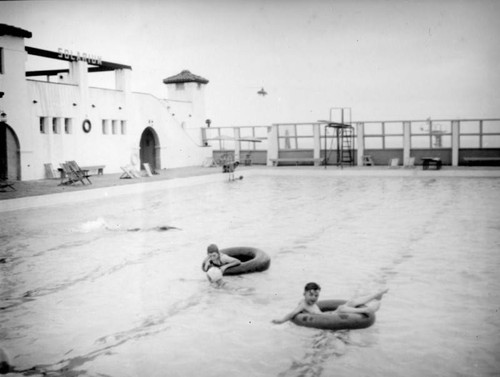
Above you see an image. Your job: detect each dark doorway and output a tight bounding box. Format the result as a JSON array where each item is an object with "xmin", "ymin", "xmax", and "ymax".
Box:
[
  {"xmin": 139, "ymin": 127, "xmax": 159, "ymax": 171},
  {"xmin": 0, "ymin": 122, "xmax": 21, "ymax": 180}
]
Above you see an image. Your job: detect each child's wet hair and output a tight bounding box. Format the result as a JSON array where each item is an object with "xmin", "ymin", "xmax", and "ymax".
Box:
[
  {"xmin": 304, "ymin": 282, "xmax": 321, "ymax": 291},
  {"xmin": 207, "ymin": 244, "xmax": 219, "ymax": 253}
]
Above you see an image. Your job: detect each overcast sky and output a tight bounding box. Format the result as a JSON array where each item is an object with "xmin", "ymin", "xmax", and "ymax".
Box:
[{"xmin": 2, "ymin": 0, "xmax": 500, "ymax": 126}]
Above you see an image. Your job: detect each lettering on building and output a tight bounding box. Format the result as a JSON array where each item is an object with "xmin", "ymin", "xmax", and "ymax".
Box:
[{"xmin": 57, "ymin": 48, "xmax": 102, "ymax": 65}]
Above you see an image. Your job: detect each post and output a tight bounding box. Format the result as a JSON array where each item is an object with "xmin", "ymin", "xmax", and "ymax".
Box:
[
  {"xmin": 451, "ymin": 120, "xmax": 459, "ymax": 166},
  {"xmin": 267, "ymin": 124, "xmax": 278, "ymax": 166},
  {"xmin": 403, "ymin": 121, "xmax": 411, "ymax": 166},
  {"xmin": 313, "ymin": 123, "xmax": 321, "ymax": 166},
  {"xmin": 356, "ymin": 122, "xmax": 364, "ymax": 166},
  {"xmin": 201, "ymin": 128, "xmax": 208, "ymax": 146},
  {"xmin": 234, "ymin": 127, "xmax": 241, "ymax": 162}
]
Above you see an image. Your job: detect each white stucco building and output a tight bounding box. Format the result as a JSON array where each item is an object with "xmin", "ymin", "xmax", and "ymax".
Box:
[{"xmin": 0, "ymin": 23, "xmax": 212, "ymax": 181}]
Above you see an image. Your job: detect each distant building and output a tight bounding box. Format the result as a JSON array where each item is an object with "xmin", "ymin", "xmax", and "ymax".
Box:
[{"xmin": 0, "ymin": 23, "xmax": 211, "ymax": 180}]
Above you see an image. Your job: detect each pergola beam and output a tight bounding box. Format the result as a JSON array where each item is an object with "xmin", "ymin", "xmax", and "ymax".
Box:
[{"xmin": 25, "ymin": 46, "xmax": 132, "ymax": 70}]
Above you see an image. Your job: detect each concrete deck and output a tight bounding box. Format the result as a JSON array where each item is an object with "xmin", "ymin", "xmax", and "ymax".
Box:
[{"xmin": 0, "ymin": 166, "xmax": 221, "ymax": 200}]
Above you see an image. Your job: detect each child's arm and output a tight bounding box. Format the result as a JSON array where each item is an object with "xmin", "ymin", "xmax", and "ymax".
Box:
[
  {"xmin": 220, "ymin": 255, "xmax": 241, "ymax": 273},
  {"xmin": 201, "ymin": 256, "xmax": 210, "ymax": 272},
  {"xmin": 272, "ymin": 302, "xmax": 305, "ymax": 324}
]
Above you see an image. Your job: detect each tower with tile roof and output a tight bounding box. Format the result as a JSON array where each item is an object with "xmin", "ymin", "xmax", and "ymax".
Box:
[{"xmin": 163, "ymin": 70, "xmax": 208, "ymax": 129}]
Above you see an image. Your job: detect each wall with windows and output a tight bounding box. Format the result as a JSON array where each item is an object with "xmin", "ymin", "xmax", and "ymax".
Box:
[
  {"xmin": 202, "ymin": 118, "xmax": 500, "ymax": 167},
  {"xmin": 26, "ymin": 81, "xmax": 211, "ymax": 177},
  {"xmin": 361, "ymin": 119, "xmax": 500, "ymax": 165},
  {"xmin": 28, "ymin": 81, "xmax": 131, "ymax": 177}
]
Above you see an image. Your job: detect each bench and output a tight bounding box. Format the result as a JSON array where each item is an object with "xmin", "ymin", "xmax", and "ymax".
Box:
[
  {"xmin": 463, "ymin": 157, "xmax": 500, "ymax": 166},
  {"xmin": 270, "ymin": 158, "xmax": 323, "ymax": 166},
  {"xmin": 421, "ymin": 157, "xmax": 442, "ymax": 170},
  {"xmin": 80, "ymin": 165, "xmax": 105, "ymax": 175}
]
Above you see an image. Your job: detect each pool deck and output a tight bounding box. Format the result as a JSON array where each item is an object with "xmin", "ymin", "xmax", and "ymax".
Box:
[
  {"xmin": 0, "ymin": 166, "xmax": 222, "ymax": 201},
  {"xmin": 1, "ymin": 165, "xmax": 499, "ymax": 211}
]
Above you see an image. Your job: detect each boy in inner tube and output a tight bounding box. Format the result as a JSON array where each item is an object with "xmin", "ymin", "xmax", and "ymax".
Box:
[{"xmin": 272, "ymin": 282, "xmax": 388, "ymax": 324}]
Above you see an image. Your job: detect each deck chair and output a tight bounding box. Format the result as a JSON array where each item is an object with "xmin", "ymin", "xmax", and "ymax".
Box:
[
  {"xmin": 244, "ymin": 153, "xmax": 252, "ymax": 166},
  {"xmin": 388, "ymin": 158, "xmax": 400, "ymax": 168},
  {"xmin": 404, "ymin": 157, "xmax": 416, "ymax": 168},
  {"xmin": 67, "ymin": 161, "xmax": 92, "ymax": 184},
  {"xmin": 59, "ymin": 162, "xmax": 86, "ymax": 185},
  {"xmin": 120, "ymin": 166, "xmax": 134, "ymax": 179},
  {"xmin": 44, "ymin": 163, "xmax": 59, "ymax": 179},
  {"xmin": 0, "ymin": 179, "xmax": 16, "ymax": 191},
  {"xmin": 143, "ymin": 163, "xmax": 153, "ymax": 177},
  {"xmin": 120, "ymin": 165, "xmax": 141, "ymax": 179},
  {"xmin": 202, "ymin": 157, "xmax": 217, "ymax": 168}
]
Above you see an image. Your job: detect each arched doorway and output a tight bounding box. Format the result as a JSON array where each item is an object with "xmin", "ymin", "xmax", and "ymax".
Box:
[
  {"xmin": 0, "ymin": 122, "xmax": 21, "ymax": 180},
  {"xmin": 139, "ymin": 127, "xmax": 160, "ymax": 172}
]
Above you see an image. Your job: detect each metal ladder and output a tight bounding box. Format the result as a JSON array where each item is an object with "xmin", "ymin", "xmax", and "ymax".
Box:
[{"xmin": 339, "ymin": 126, "xmax": 354, "ymax": 166}]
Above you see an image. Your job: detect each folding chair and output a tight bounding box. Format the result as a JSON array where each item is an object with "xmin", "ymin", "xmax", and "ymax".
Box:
[
  {"xmin": 44, "ymin": 163, "xmax": 59, "ymax": 179},
  {"xmin": 404, "ymin": 157, "xmax": 416, "ymax": 168},
  {"xmin": 120, "ymin": 166, "xmax": 135, "ymax": 179},
  {"xmin": 143, "ymin": 163, "xmax": 153, "ymax": 177},
  {"xmin": 120, "ymin": 165, "xmax": 141, "ymax": 179},
  {"xmin": 66, "ymin": 161, "xmax": 92, "ymax": 184},
  {"xmin": 388, "ymin": 158, "xmax": 400, "ymax": 168},
  {"xmin": 59, "ymin": 162, "xmax": 86, "ymax": 185},
  {"xmin": 0, "ymin": 179, "xmax": 16, "ymax": 191}
]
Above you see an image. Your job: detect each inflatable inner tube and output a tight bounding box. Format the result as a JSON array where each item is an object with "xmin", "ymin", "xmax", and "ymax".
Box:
[
  {"xmin": 291, "ymin": 299, "xmax": 376, "ymax": 331},
  {"xmin": 221, "ymin": 247, "xmax": 271, "ymax": 275}
]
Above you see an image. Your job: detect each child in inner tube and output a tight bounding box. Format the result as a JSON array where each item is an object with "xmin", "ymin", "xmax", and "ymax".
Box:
[
  {"xmin": 202, "ymin": 244, "xmax": 241, "ymax": 284},
  {"xmin": 271, "ymin": 282, "xmax": 388, "ymax": 324}
]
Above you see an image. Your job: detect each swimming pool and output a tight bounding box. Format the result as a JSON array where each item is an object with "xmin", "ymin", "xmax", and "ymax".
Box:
[{"xmin": 1, "ymin": 171, "xmax": 499, "ymax": 377}]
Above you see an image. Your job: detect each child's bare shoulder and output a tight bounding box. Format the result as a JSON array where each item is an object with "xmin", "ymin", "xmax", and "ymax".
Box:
[{"xmin": 296, "ymin": 299, "xmax": 307, "ymax": 307}]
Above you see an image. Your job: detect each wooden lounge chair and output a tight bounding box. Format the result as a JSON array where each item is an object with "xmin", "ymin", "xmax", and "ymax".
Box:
[
  {"xmin": 120, "ymin": 166, "xmax": 134, "ymax": 179},
  {"xmin": 202, "ymin": 157, "xmax": 217, "ymax": 167},
  {"xmin": 59, "ymin": 162, "xmax": 83, "ymax": 185},
  {"xmin": 59, "ymin": 162, "xmax": 90, "ymax": 185},
  {"xmin": 120, "ymin": 165, "xmax": 141, "ymax": 179},
  {"xmin": 404, "ymin": 157, "xmax": 416, "ymax": 168},
  {"xmin": 44, "ymin": 163, "xmax": 59, "ymax": 179},
  {"xmin": 67, "ymin": 161, "xmax": 92, "ymax": 184},
  {"xmin": 143, "ymin": 163, "xmax": 153, "ymax": 177},
  {"xmin": 388, "ymin": 158, "xmax": 400, "ymax": 168},
  {"xmin": 0, "ymin": 179, "xmax": 16, "ymax": 191}
]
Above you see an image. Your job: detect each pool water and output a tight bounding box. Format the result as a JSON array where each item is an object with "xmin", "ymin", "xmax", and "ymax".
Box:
[{"xmin": 1, "ymin": 173, "xmax": 500, "ymax": 377}]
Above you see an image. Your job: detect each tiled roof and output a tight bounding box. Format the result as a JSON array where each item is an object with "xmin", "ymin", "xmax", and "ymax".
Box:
[
  {"xmin": 0, "ymin": 24, "xmax": 32, "ymax": 38},
  {"xmin": 163, "ymin": 70, "xmax": 209, "ymax": 84}
]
